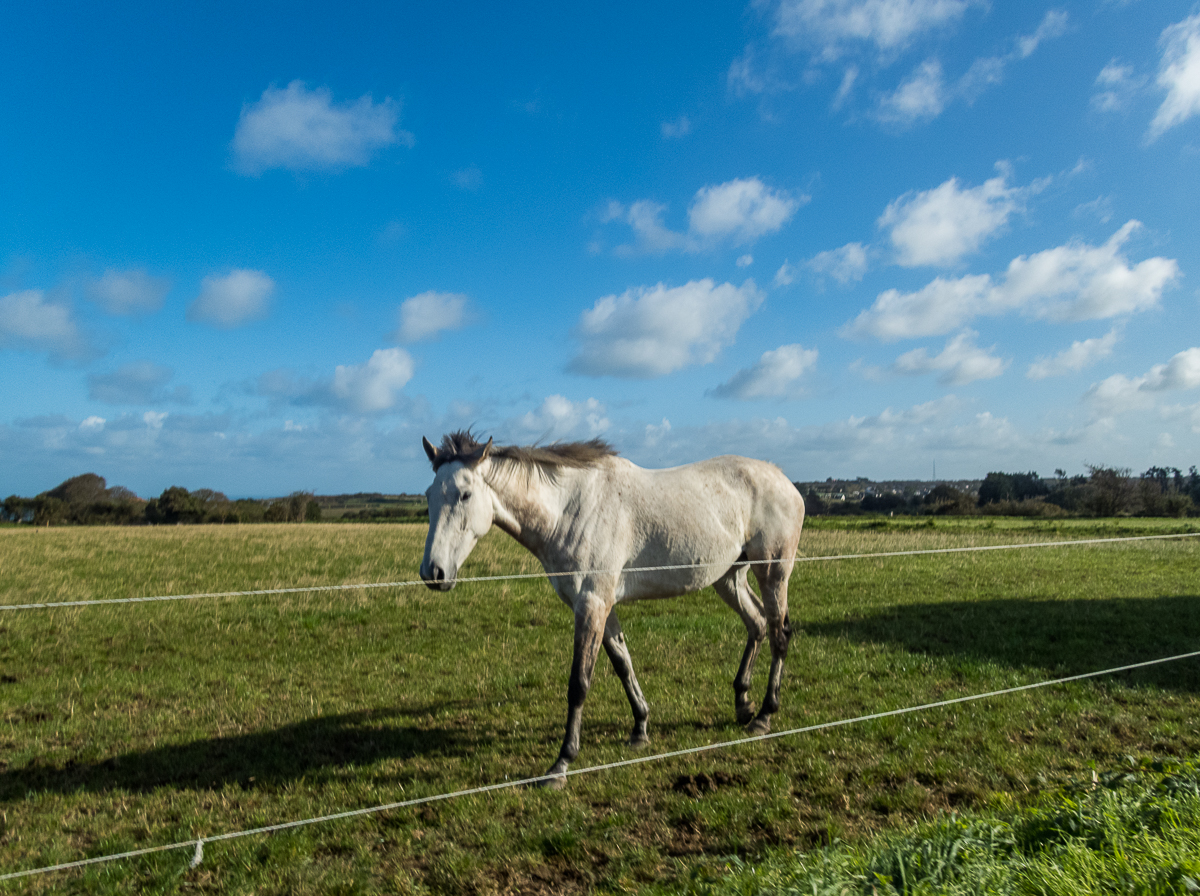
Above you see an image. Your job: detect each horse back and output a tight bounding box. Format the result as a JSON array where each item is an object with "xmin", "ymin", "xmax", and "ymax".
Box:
[{"xmin": 599, "ymin": 454, "xmax": 804, "ymax": 561}]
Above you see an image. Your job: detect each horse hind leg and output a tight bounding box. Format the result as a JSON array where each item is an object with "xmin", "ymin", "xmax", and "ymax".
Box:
[
  {"xmin": 746, "ymin": 561, "xmax": 794, "ymax": 736},
  {"xmin": 602, "ymin": 609, "xmax": 650, "ymax": 749},
  {"xmin": 714, "ymin": 564, "xmax": 768, "ymax": 726}
]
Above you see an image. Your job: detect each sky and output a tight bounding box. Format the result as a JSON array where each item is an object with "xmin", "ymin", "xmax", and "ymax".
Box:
[{"xmin": 3, "ymin": 0, "xmax": 1199, "ymax": 498}]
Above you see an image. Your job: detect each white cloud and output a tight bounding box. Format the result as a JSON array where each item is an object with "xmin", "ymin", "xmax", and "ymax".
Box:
[
  {"xmin": 727, "ymin": 47, "xmax": 771, "ymax": 97},
  {"xmin": 87, "ymin": 269, "xmax": 170, "ymax": 316},
  {"xmin": 1026, "ymin": 328, "xmax": 1120, "ymax": 379},
  {"xmin": 774, "ymin": 0, "xmax": 976, "ymax": 60},
  {"xmin": 893, "ymin": 330, "xmax": 1007, "ymax": 384},
  {"xmin": 1085, "ymin": 347, "xmax": 1200, "ymax": 415},
  {"xmin": 875, "ymin": 12, "xmax": 1067, "ymax": 125},
  {"xmin": 878, "ymin": 169, "xmax": 1024, "ymax": 266},
  {"xmin": 833, "ymin": 66, "xmax": 859, "ymax": 107},
  {"xmin": 0, "ymin": 289, "xmax": 92, "ymax": 360},
  {"xmin": 847, "ymin": 221, "xmax": 1179, "ymax": 340},
  {"xmin": 774, "ymin": 260, "xmax": 798, "ymax": 286},
  {"xmin": 1148, "ymin": 13, "xmax": 1200, "ymax": 141},
  {"xmin": 231, "ymin": 81, "xmax": 410, "ymax": 175},
  {"xmin": 661, "ymin": 116, "xmax": 692, "ymax": 138},
  {"xmin": 736, "ymin": 254, "xmax": 754, "ymax": 267},
  {"xmin": 607, "ymin": 177, "xmax": 804, "ymax": 255},
  {"xmin": 709, "ymin": 344, "xmax": 819, "ymax": 399},
  {"xmin": 1073, "ymin": 196, "xmax": 1114, "ymax": 224},
  {"xmin": 848, "ymin": 273, "xmax": 992, "ymax": 340},
  {"xmin": 608, "ymin": 200, "xmax": 687, "ymax": 255},
  {"xmin": 643, "ymin": 417, "xmax": 672, "ymax": 448},
  {"xmin": 79, "ymin": 416, "xmax": 106, "ymax": 432},
  {"xmin": 688, "ymin": 178, "xmax": 804, "ymax": 244},
  {"xmin": 451, "ymin": 166, "xmax": 483, "ymax": 190},
  {"xmin": 258, "ymin": 348, "xmax": 415, "ymax": 415},
  {"xmin": 877, "ymin": 58, "xmax": 946, "ymax": 123},
  {"xmin": 517, "ymin": 395, "xmax": 610, "ymax": 440},
  {"xmin": 1142, "ymin": 348, "xmax": 1200, "ymax": 391},
  {"xmin": 88, "ymin": 362, "xmax": 192, "ymax": 405},
  {"xmin": 331, "ymin": 348, "xmax": 415, "ymax": 413},
  {"xmin": 1016, "ymin": 9, "xmax": 1068, "ymax": 59},
  {"xmin": 187, "ymin": 269, "xmax": 274, "ymax": 329},
  {"xmin": 393, "ymin": 291, "xmax": 471, "ymax": 343},
  {"xmin": 998, "ymin": 221, "xmax": 1178, "ymax": 321},
  {"xmin": 143, "ymin": 411, "xmax": 167, "ymax": 430},
  {"xmin": 569, "ymin": 279, "xmax": 764, "ymax": 378},
  {"xmin": 808, "ymin": 242, "xmax": 869, "ymax": 283},
  {"xmin": 1091, "ymin": 60, "xmax": 1144, "ymax": 113}
]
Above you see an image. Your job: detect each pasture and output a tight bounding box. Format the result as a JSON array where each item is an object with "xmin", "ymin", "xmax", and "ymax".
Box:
[{"xmin": 1, "ymin": 518, "xmax": 1198, "ymax": 893}]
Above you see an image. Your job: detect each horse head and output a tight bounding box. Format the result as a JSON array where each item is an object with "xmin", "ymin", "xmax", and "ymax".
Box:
[{"xmin": 420, "ymin": 434, "xmax": 494, "ymax": 591}]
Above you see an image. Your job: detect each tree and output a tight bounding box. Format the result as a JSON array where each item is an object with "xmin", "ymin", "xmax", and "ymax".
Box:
[
  {"xmin": 978, "ymin": 471, "xmax": 1048, "ymax": 506},
  {"xmin": 862, "ymin": 492, "xmax": 907, "ymax": 512},
  {"xmin": 3, "ymin": 495, "xmax": 31, "ymax": 523},
  {"xmin": 802, "ymin": 490, "xmax": 828, "ymax": 515},
  {"xmin": 1085, "ymin": 466, "xmax": 1135, "ymax": 517},
  {"xmin": 191, "ymin": 488, "xmax": 233, "ymax": 523},
  {"xmin": 32, "ymin": 496, "xmax": 68, "ymax": 526},
  {"xmin": 305, "ymin": 498, "xmax": 322, "ymax": 522},
  {"xmin": 264, "ymin": 498, "xmax": 291, "ymax": 522},
  {"xmin": 231, "ymin": 499, "xmax": 266, "ymax": 523},
  {"xmin": 152, "ymin": 486, "xmax": 204, "ymax": 524},
  {"xmin": 43, "ymin": 473, "xmax": 107, "ymax": 506},
  {"xmin": 925, "ymin": 484, "xmax": 974, "ymax": 515}
]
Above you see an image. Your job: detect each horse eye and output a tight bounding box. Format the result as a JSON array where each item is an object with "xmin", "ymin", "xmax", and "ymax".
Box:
[{"xmin": 461, "ymin": 491, "xmax": 472, "ymax": 501}]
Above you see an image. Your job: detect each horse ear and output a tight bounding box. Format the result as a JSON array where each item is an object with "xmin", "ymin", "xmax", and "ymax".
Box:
[
  {"xmin": 422, "ymin": 436, "xmax": 439, "ymax": 466},
  {"xmin": 463, "ymin": 436, "xmax": 493, "ymax": 468}
]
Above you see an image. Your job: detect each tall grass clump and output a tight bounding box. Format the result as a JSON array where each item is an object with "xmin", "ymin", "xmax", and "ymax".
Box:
[{"xmin": 679, "ymin": 756, "xmax": 1200, "ymax": 895}]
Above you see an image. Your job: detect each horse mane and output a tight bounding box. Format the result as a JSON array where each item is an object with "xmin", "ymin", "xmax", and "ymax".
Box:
[{"xmin": 432, "ymin": 430, "xmax": 618, "ymax": 472}]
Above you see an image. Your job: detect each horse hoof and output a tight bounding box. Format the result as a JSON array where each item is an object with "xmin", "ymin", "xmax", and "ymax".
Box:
[
  {"xmin": 533, "ymin": 773, "xmax": 567, "ymax": 790},
  {"xmin": 628, "ymin": 735, "xmax": 651, "ymax": 751},
  {"xmin": 745, "ymin": 717, "xmax": 771, "ymax": 736},
  {"xmin": 735, "ymin": 707, "xmax": 756, "ymax": 726}
]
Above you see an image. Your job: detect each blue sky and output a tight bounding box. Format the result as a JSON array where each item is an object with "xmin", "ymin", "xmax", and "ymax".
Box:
[{"xmin": 3, "ymin": 0, "xmax": 1199, "ymax": 497}]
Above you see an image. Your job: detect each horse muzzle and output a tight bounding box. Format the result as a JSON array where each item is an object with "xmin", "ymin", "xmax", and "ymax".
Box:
[{"xmin": 420, "ymin": 560, "xmax": 456, "ymax": 592}]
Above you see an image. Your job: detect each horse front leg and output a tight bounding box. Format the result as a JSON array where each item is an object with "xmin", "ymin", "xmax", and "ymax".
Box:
[
  {"xmin": 602, "ymin": 609, "xmax": 650, "ymax": 749},
  {"xmin": 541, "ymin": 596, "xmax": 608, "ymax": 788}
]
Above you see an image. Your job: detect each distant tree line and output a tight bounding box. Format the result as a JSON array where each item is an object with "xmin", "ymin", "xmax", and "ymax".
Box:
[
  {"xmin": 800, "ymin": 465, "xmax": 1200, "ymax": 518},
  {"xmin": 2, "ymin": 474, "xmax": 321, "ymax": 526},
  {"xmin": 339, "ymin": 506, "xmax": 429, "ymax": 521}
]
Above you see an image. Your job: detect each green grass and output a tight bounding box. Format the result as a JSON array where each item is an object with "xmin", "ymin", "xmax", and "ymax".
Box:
[
  {"xmin": 674, "ymin": 756, "xmax": 1200, "ymax": 895},
  {"xmin": 0, "ymin": 520, "xmax": 1198, "ymax": 893}
]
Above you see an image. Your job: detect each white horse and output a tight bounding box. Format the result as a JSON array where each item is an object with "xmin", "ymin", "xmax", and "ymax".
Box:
[{"xmin": 419, "ymin": 431, "xmax": 804, "ymax": 786}]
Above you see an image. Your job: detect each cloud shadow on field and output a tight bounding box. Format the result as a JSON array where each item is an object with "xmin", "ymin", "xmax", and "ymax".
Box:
[
  {"xmin": 0, "ymin": 705, "xmax": 481, "ymax": 802},
  {"xmin": 804, "ymin": 595, "xmax": 1200, "ymax": 694}
]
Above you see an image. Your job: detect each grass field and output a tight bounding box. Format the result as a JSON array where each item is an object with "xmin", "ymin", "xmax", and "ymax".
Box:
[{"xmin": 1, "ymin": 518, "xmax": 1198, "ymax": 893}]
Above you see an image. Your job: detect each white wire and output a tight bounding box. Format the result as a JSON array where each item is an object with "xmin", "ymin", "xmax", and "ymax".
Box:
[
  {"xmin": 2, "ymin": 531, "xmax": 1197, "ymax": 612},
  {"xmin": 3, "ymin": 647, "xmax": 1197, "ymax": 882}
]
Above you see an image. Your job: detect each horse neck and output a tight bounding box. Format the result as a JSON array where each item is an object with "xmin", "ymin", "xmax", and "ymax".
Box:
[{"xmin": 481, "ymin": 458, "xmax": 571, "ymax": 557}]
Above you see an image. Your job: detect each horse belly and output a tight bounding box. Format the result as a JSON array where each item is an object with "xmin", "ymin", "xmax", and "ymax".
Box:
[{"xmin": 615, "ymin": 548, "xmax": 739, "ymax": 602}]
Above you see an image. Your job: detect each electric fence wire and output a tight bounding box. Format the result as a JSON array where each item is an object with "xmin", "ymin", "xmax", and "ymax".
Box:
[
  {"xmin": 2, "ymin": 530, "xmax": 1198, "ymax": 612},
  {"xmin": 3, "ymin": 648, "xmax": 1198, "ymax": 882}
]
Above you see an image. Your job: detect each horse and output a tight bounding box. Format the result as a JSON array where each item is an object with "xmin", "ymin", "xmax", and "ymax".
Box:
[{"xmin": 419, "ymin": 431, "xmax": 805, "ymax": 787}]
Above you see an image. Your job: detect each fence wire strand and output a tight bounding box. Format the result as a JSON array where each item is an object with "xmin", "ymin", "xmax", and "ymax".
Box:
[
  {"xmin": 3, "ymin": 647, "xmax": 1198, "ymax": 882},
  {"xmin": 2, "ymin": 530, "xmax": 1197, "ymax": 612}
]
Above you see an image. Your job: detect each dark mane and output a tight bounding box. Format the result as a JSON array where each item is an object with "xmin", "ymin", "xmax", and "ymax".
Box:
[{"xmin": 431, "ymin": 430, "xmax": 618, "ymax": 472}]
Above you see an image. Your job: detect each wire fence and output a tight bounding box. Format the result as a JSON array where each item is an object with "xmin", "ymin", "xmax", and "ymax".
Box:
[
  {"xmin": 2, "ymin": 530, "xmax": 1198, "ymax": 612},
  {"xmin": 3, "ymin": 647, "xmax": 1198, "ymax": 882},
  {"xmin": 1, "ymin": 530, "xmax": 1197, "ymax": 881}
]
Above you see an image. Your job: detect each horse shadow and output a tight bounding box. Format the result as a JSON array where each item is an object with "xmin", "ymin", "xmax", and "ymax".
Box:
[
  {"xmin": 0, "ymin": 705, "xmax": 479, "ymax": 802},
  {"xmin": 803, "ymin": 594, "xmax": 1200, "ymax": 694}
]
